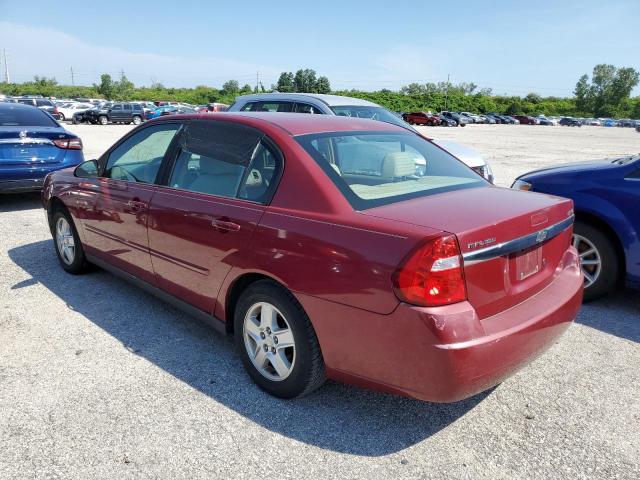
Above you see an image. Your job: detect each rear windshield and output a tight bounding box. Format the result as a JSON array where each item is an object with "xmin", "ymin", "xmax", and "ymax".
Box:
[
  {"xmin": 329, "ymin": 106, "xmax": 407, "ymax": 129},
  {"xmin": 297, "ymin": 131, "xmax": 486, "ymax": 209},
  {"xmin": 0, "ymin": 105, "xmax": 58, "ymax": 127}
]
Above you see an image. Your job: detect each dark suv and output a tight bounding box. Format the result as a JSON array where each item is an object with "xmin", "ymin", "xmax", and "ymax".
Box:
[{"xmin": 83, "ymin": 102, "xmax": 145, "ymax": 125}]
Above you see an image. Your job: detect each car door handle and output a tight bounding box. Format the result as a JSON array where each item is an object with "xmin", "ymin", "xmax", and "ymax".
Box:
[
  {"xmin": 126, "ymin": 200, "xmax": 147, "ymax": 212},
  {"xmin": 212, "ymin": 219, "xmax": 241, "ymax": 232}
]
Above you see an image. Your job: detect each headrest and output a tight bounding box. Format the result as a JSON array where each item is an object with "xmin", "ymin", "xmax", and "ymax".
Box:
[{"xmin": 380, "ymin": 152, "xmax": 417, "ymax": 179}]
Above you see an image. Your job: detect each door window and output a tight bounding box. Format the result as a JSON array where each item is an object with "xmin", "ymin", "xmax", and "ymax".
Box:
[
  {"xmin": 112, "ymin": 104, "xmax": 123, "ymax": 111},
  {"xmin": 124, "ymin": 104, "xmax": 132, "ymax": 111},
  {"xmin": 168, "ymin": 121, "xmax": 281, "ymax": 203},
  {"xmin": 295, "ymin": 103, "xmax": 321, "ymax": 114},
  {"xmin": 255, "ymin": 102, "xmax": 293, "ymax": 112},
  {"xmin": 104, "ymin": 123, "xmax": 180, "ymax": 183}
]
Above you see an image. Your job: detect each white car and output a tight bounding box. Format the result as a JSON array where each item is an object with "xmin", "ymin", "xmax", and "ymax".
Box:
[
  {"xmin": 414, "ymin": 139, "xmax": 494, "ymax": 183},
  {"xmin": 57, "ymin": 103, "xmax": 93, "ymax": 121}
]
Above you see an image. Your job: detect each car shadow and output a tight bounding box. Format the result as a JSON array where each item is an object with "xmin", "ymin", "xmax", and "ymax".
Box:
[
  {"xmin": 0, "ymin": 192, "xmax": 42, "ymax": 212},
  {"xmin": 577, "ymin": 288, "xmax": 640, "ymax": 343},
  {"xmin": 8, "ymin": 239, "xmax": 489, "ymax": 456}
]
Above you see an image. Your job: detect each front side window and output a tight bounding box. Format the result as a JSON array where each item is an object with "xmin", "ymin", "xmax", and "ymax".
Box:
[
  {"xmin": 297, "ymin": 131, "xmax": 486, "ymax": 209},
  {"xmin": 168, "ymin": 121, "xmax": 281, "ymax": 203},
  {"xmin": 104, "ymin": 123, "xmax": 180, "ymax": 183},
  {"xmin": 112, "ymin": 104, "xmax": 123, "ymax": 111}
]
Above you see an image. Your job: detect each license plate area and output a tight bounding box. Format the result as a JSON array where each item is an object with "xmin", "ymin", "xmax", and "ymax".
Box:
[{"xmin": 514, "ymin": 246, "xmax": 543, "ymax": 281}]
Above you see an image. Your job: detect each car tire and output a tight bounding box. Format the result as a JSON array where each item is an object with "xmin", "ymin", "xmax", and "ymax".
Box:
[
  {"xmin": 573, "ymin": 220, "xmax": 620, "ymax": 301},
  {"xmin": 59, "ymin": 113, "xmax": 65, "ymax": 121},
  {"xmin": 52, "ymin": 209, "xmax": 89, "ymax": 275},
  {"xmin": 132, "ymin": 116, "xmax": 142, "ymax": 125},
  {"xmin": 72, "ymin": 117, "xmax": 79, "ymax": 124},
  {"xmin": 99, "ymin": 116, "xmax": 108, "ymax": 125},
  {"xmin": 234, "ymin": 280, "xmax": 325, "ymax": 398}
]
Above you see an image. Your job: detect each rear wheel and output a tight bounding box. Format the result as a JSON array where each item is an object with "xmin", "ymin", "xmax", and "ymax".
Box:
[
  {"xmin": 234, "ymin": 280, "xmax": 325, "ymax": 398},
  {"xmin": 59, "ymin": 113, "xmax": 65, "ymax": 121},
  {"xmin": 573, "ymin": 220, "xmax": 620, "ymax": 301},
  {"xmin": 98, "ymin": 116, "xmax": 108, "ymax": 125},
  {"xmin": 132, "ymin": 115, "xmax": 142, "ymax": 125},
  {"xmin": 53, "ymin": 209, "xmax": 89, "ymax": 274}
]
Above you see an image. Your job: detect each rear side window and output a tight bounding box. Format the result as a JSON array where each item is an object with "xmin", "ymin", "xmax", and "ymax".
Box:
[
  {"xmin": 35, "ymin": 99, "xmax": 53, "ymax": 107},
  {"xmin": 112, "ymin": 104, "xmax": 123, "ymax": 111},
  {"xmin": 124, "ymin": 104, "xmax": 132, "ymax": 111},
  {"xmin": 0, "ymin": 105, "xmax": 58, "ymax": 126},
  {"xmin": 168, "ymin": 121, "xmax": 281, "ymax": 203},
  {"xmin": 297, "ymin": 131, "xmax": 486, "ymax": 209},
  {"xmin": 17, "ymin": 99, "xmax": 35, "ymax": 106},
  {"xmin": 295, "ymin": 103, "xmax": 321, "ymax": 114}
]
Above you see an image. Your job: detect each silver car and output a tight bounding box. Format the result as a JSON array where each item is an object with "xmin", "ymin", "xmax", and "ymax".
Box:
[{"xmin": 228, "ymin": 93, "xmax": 493, "ymax": 182}]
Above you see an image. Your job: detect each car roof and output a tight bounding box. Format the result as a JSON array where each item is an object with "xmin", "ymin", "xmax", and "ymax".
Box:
[
  {"xmin": 155, "ymin": 112, "xmax": 409, "ymax": 136},
  {"xmin": 0, "ymin": 101, "xmax": 41, "ymax": 111},
  {"xmin": 232, "ymin": 93, "xmax": 381, "ymax": 108}
]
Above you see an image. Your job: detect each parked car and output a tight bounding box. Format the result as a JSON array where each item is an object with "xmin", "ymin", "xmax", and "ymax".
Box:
[
  {"xmin": 486, "ymin": 113, "xmax": 509, "ymax": 124},
  {"xmin": 602, "ymin": 119, "xmax": 618, "ymax": 127},
  {"xmin": 0, "ymin": 102, "xmax": 84, "ymax": 193},
  {"xmin": 402, "ymin": 111, "xmax": 441, "ymax": 126},
  {"xmin": 57, "ymin": 103, "xmax": 93, "ymax": 122},
  {"xmin": 512, "ymin": 155, "xmax": 639, "ymax": 300},
  {"xmin": 439, "ymin": 111, "xmax": 468, "ymax": 126},
  {"xmin": 81, "ymin": 102, "xmax": 145, "ymax": 125},
  {"xmin": 228, "ymin": 94, "xmax": 492, "ymax": 180},
  {"xmin": 10, "ymin": 97, "xmax": 61, "ymax": 120},
  {"xmin": 501, "ymin": 115, "xmax": 520, "ymax": 125},
  {"xmin": 460, "ymin": 112, "xmax": 483, "ymax": 123},
  {"xmin": 42, "ymin": 113, "xmax": 582, "ymax": 402},
  {"xmin": 430, "ymin": 139, "xmax": 494, "ymax": 183},
  {"xmin": 513, "ymin": 115, "xmax": 538, "ymax": 125},
  {"xmin": 537, "ymin": 117, "xmax": 555, "ymax": 126},
  {"xmin": 478, "ymin": 114, "xmax": 496, "ymax": 124},
  {"xmin": 559, "ymin": 117, "xmax": 582, "ymax": 127},
  {"xmin": 618, "ymin": 119, "xmax": 637, "ymax": 128},
  {"xmin": 73, "ymin": 102, "xmax": 111, "ymax": 124}
]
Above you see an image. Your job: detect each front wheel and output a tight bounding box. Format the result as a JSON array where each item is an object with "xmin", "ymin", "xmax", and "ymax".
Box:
[
  {"xmin": 52, "ymin": 209, "xmax": 89, "ymax": 274},
  {"xmin": 573, "ymin": 220, "xmax": 620, "ymax": 301},
  {"xmin": 234, "ymin": 280, "xmax": 325, "ymax": 398}
]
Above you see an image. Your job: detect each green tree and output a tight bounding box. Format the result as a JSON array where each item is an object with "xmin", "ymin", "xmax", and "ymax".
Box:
[
  {"xmin": 240, "ymin": 83, "xmax": 253, "ymax": 94},
  {"xmin": 112, "ymin": 74, "xmax": 135, "ymax": 101},
  {"xmin": 94, "ymin": 74, "xmax": 115, "ymax": 99},
  {"xmin": 574, "ymin": 74, "xmax": 591, "ymax": 113},
  {"xmin": 293, "ymin": 69, "xmax": 318, "ymax": 93},
  {"xmin": 315, "ymin": 76, "xmax": 331, "ymax": 94},
  {"xmin": 275, "ymin": 72, "xmax": 295, "ymax": 92},
  {"xmin": 222, "ymin": 80, "xmax": 239, "ymax": 94}
]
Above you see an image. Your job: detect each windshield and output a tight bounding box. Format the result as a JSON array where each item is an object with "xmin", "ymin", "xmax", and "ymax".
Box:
[
  {"xmin": 297, "ymin": 131, "xmax": 486, "ymax": 209},
  {"xmin": 329, "ymin": 105, "xmax": 409, "ymax": 129}
]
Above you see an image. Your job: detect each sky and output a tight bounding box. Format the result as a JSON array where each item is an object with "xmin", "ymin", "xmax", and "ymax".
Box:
[{"xmin": 1, "ymin": 0, "xmax": 639, "ymax": 96}]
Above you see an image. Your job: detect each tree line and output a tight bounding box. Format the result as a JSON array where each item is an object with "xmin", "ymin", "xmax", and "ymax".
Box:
[{"xmin": 2, "ymin": 65, "xmax": 638, "ymax": 118}]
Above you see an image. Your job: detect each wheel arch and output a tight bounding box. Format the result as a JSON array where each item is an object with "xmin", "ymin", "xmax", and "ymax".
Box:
[{"xmin": 223, "ymin": 272, "xmax": 293, "ymax": 334}]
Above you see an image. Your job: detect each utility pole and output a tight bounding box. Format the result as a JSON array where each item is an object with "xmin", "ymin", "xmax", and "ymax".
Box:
[
  {"xmin": 444, "ymin": 73, "xmax": 450, "ymax": 110},
  {"xmin": 70, "ymin": 66, "xmax": 75, "ymax": 86},
  {"xmin": 3, "ymin": 49, "xmax": 9, "ymax": 84},
  {"xmin": 120, "ymin": 69, "xmax": 125, "ymax": 81},
  {"xmin": 256, "ymin": 71, "xmax": 259, "ymax": 92}
]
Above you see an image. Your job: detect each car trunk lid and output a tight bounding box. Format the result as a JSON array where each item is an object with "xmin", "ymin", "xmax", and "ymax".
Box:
[
  {"xmin": 360, "ymin": 186, "xmax": 575, "ymax": 318},
  {"xmin": 0, "ymin": 127, "xmax": 68, "ymax": 166}
]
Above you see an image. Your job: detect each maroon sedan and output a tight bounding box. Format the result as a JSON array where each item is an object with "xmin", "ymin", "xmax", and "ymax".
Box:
[
  {"xmin": 42, "ymin": 113, "xmax": 583, "ymax": 402},
  {"xmin": 402, "ymin": 111, "xmax": 442, "ymax": 126}
]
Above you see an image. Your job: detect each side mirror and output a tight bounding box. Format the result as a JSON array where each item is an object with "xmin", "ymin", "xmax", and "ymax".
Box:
[{"xmin": 74, "ymin": 159, "xmax": 99, "ymax": 178}]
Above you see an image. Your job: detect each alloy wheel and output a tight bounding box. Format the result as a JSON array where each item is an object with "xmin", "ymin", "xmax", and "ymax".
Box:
[
  {"xmin": 56, "ymin": 217, "xmax": 75, "ymax": 265},
  {"xmin": 243, "ymin": 302, "xmax": 296, "ymax": 381},
  {"xmin": 573, "ymin": 233, "xmax": 602, "ymax": 288}
]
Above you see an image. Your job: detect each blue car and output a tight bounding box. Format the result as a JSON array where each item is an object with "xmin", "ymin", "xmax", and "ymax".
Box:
[
  {"xmin": 0, "ymin": 102, "xmax": 84, "ymax": 193},
  {"xmin": 512, "ymin": 156, "xmax": 640, "ymax": 300}
]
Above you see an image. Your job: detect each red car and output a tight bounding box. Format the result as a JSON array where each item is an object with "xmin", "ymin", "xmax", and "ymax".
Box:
[
  {"xmin": 513, "ymin": 115, "xmax": 539, "ymax": 125},
  {"xmin": 42, "ymin": 113, "xmax": 583, "ymax": 402},
  {"xmin": 402, "ymin": 111, "xmax": 442, "ymax": 126}
]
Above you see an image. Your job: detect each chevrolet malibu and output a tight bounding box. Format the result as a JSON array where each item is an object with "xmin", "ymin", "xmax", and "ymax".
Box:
[{"xmin": 42, "ymin": 113, "xmax": 583, "ymax": 402}]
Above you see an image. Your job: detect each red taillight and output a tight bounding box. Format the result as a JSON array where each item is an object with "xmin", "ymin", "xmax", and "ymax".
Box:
[
  {"xmin": 53, "ymin": 107, "xmax": 59, "ymax": 114},
  {"xmin": 393, "ymin": 235, "xmax": 466, "ymax": 307},
  {"xmin": 53, "ymin": 137, "xmax": 83, "ymax": 150}
]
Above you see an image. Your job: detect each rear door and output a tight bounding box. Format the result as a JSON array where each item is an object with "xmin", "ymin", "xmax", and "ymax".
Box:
[
  {"xmin": 77, "ymin": 122, "xmax": 182, "ymax": 283},
  {"xmin": 147, "ymin": 120, "xmax": 280, "ymax": 313},
  {"xmin": 110, "ymin": 104, "xmax": 124, "ymax": 122}
]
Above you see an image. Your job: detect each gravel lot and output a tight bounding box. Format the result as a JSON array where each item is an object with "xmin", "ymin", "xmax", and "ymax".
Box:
[{"xmin": 1, "ymin": 124, "xmax": 639, "ymax": 479}]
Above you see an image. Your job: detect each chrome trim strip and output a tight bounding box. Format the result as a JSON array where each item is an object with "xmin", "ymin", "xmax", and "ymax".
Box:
[{"xmin": 462, "ymin": 215, "xmax": 574, "ymax": 264}]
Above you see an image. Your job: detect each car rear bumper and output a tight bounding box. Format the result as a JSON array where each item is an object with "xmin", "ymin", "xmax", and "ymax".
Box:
[
  {"xmin": 298, "ymin": 247, "xmax": 583, "ymax": 403},
  {"xmin": 0, "ymin": 177, "xmax": 45, "ymax": 193}
]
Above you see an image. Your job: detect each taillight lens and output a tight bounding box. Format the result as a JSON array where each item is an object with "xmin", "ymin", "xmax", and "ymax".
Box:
[
  {"xmin": 53, "ymin": 137, "xmax": 83, "ymax": 150},
  {"xmin": 393, "ymin": 235, "xmax": 466, "ymax": 307}
]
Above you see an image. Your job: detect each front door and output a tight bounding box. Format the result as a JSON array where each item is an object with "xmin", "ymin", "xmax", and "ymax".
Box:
[
  {"xmin": 147, "ymin": 120, "xmax": 282, "ymax": 313},
  {"xmin": 77, "ymin": 122, "xmax": 181, "ymax": 284}
]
